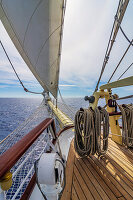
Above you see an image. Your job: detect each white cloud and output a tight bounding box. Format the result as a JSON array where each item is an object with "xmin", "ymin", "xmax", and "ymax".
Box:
[
  {"xmin": 59, "ymin": 84, "xmax": 76, "ymax": 87},
  {"xmin": 0, "ymin": 21, "xmax": 40, "ymax": 85},
  {"xmin": 60, "ymin": 0, "xmax": 133, "ymax": 90},
  {"xmin": 0, "ymin": 1, "xmax": 133, "ymax": 97}
]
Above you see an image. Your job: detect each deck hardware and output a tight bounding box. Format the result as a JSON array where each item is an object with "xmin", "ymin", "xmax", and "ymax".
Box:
[
  {"xmin": 84, "ymin": 95, "xmax": 95, "ymax": 103},
  {"xmin": 0, "ymin": 171, "xmax": 12, "ymax": 191},
  {"xmin": 35, "ymin": 153, "xmax": 65, "ymax": 199},
  {"xmin": 89, "ymin": 90, "xmax": 122, "ymax": 145}
]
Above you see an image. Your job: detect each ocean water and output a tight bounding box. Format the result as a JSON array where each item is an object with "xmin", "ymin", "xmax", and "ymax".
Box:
[
  {"xmin": 0, "ymin": 98, "xmax": 42, "ymax": 141},
  {"xmin": 0, "ymin": 97, "xmax": 133, "ymax": 141},
  {"xmin": 0, "ymin": 97, "xmax": 132, "ymax": 199}
]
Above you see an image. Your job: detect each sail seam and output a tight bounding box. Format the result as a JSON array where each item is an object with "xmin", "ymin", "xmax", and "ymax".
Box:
[
  {"xmin": 35, "ymin": 24, "xmax": 62, "ymax": 66},
  {"xmin": 0, "ymin": 1, "xmax": 50, "ymax": 92},
  {"xmin": 22, "ymin": 0, "xmax": 43, "ymax": 48}
]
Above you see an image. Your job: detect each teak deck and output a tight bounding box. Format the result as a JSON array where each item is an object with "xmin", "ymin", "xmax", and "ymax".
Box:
[{"xmin": 61, "ymin": 138, "xmax": 133, "ymax": 200}]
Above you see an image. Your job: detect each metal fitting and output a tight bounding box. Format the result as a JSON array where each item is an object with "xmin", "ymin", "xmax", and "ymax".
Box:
[
  {"xmin": 0, "ymin": 171, "xmax": 12, "ymax": 191},
  {"xmin": 84, "ymin": 96, "xmax": 95, "ymax": 103}
]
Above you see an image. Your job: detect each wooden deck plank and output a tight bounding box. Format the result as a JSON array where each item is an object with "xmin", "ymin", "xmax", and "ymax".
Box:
[
  {"xmin": 108, "ymin": 145, "xmax": 133, "ymax": 167},
  {"xmin": 96, "ymin": 155, "xmax": 133, "ymax": 198},
  {"xmin": 83, "ymin": 158, "xmax": 118, "ymax": 199},
  {"xmin": 71, "ymin": 185, "xmax": 79, "ymax": 200},
  {"xmin": 108, "ymin": 139, "xmax": 133, "ymax": 159},
  {"xmin": 74, "ymin": 161, "xmax": 97, "ymax": 200},
  {"xmin": 105, "ymin": 151, "xmax": 133, "ymax": 182},
  {"xmin": 61, "ymin": 139, "xmax": 133, "ymax": 200},
  {"xmin": 82, "ymin": 158, "xmax": 118, "ymax": 200},
  {"xmin": 76, "ymin": 158, "xmax": 111, "ymax": 200},
  {"xmin": 107, "ymin": 150, "xmax": 133, "ymax": 177},
  {"xmin": 90, "ymin": 155, "xmax": 133, "ymax": 200},
  {"xmin": 85, "ymin": 157, "xmax": 122, "ymax": 198},
  {"xmin": 72, "ymin": 174, "xmax": 87, "ymax": 200},
  {"xmin": 101, "ymin": 154, "xmax": 133, "ymax": 188},
  {"xmin": 117, "ymin": 197, "xmax": 126, "ymax": 200},
  {"xmin": 109, "ymin": 145, "xmax": 133, "ymax": 163}
]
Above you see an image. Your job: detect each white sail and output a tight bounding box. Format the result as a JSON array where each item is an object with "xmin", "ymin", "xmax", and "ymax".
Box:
[{"xmin": 0, "ymin": 0, "xmax": 65, "ymax": 98}]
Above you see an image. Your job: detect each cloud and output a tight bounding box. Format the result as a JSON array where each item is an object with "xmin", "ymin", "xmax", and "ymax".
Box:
[
  {"xmin": 0, "ymin": 21, "xmax": 40, "ymax": 79},
  {"xmin": 59, "ymin": 84, "xmax": 76, "ymax": 87},
  {"xmin": 0, "ymin": 85, "xmax": 8, "ymax": 88},
  {"xmin": 0, "ymin": 1, "xmax": 133, "ymax": 98},
  {"xmin": 60, "ymin": 0, "xmax": 133, "ymax": 91}
]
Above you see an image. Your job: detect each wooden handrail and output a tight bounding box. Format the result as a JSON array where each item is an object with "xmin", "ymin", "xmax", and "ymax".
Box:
[{"xmin": 0, "ymin": 118, "xmax": 56, "ymax": 179}]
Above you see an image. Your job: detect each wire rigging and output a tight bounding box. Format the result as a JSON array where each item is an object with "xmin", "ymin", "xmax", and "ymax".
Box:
[
  {"xmin": 118, "ymin": 62, "xmax": 133, "ymax": 80},
  {"xmin": 119, "ymin": 26, "xmax": 133, "ymax": 46},
  {"xmin": 0, "ymin": 40, "xmax": 24, "ymax": 88},
  {"xmin": 94, "ymin": 0, "xmax": 124, "ymax": 92},
  {"xmin": 94, "ymin": 0, "xmax": 129, "ymax": 91},
  {"xmin": 58, "ymin": 88, "xmax": 75, "ymax": 116},
  {"xmin": 0, "ymin": 0, "xmax": 67, "ymax": 97},
  {"xmin": 0, "ymin": 40, "xmax": 43, "ymax": 95},
  {"xmin": 108, "ymin": 40, "xmax": 133, "ymax": 83}
]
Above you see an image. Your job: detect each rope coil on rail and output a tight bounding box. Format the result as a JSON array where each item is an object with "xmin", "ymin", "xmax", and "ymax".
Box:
[
  {"xmin": 119, "ymin": 104, "xmax": 133, "ymax": 147},
  {"xmin": 74, "ymin": 107, "xmax": 109, "ymax": 157}
]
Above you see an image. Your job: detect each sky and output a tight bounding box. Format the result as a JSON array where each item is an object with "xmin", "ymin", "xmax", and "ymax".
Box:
[{"xmin": 0, "ymin": 0, "xmax": 133, "ymax": 98}]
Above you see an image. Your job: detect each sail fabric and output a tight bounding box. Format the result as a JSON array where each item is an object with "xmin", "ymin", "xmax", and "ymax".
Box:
[{"xmin": 0, "ymin": 0, "xmax": 65, "ymax": 98}]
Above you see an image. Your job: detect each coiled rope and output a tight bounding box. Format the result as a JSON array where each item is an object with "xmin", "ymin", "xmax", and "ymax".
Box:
[
  {"xmin": 119, "ymin": 104, "xmax": 133, "ymax": 147},
  {"xmin": 95, "ymin": 107, "xmax": 109, "ymax": 155},
  {"xmin": 74, "ymin": 107, "xmax": 109, "ymax": 157}
]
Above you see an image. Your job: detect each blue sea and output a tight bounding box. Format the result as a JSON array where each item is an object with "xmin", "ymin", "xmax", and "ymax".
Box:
[
  {"xmin": 0, "ymin": 97, "xmax": 133, "ymax": 141},
  {"xmin": 0, "ymin": 97, "xmax": 133, "ymax": 200}
]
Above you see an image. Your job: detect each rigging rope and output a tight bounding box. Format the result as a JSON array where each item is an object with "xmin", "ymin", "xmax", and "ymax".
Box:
[
  {"xmin": 119, "ymin": 104, "xmax": 133, "ymax": 147},
  {"xmin": 0, "ymin": 40, "xmax": 43, "ymax": 95},
  {"xmin": 115, "ymin": 12, "xmax": 133, "ymax": 46},
  {"xmin": 58, "ymin": 88, "xmax": 75, "ymax": 116},
  {"xmin": 0, "ymin": 0, "xmax": 67, "ymax": 97},
  {"xmin": 94, "ymin": 0, "xmax": 125, "ymax": 92},
  {"xmin": 117, "ymin": 62, "xmax": 133, "ymax": 80},
  {"xmin": 108, "ymin": 40, "xmax": 133, "ymax": 83},
  {"xmin": 74, "ymin": 107, "xmax": 109, "ymax": 157},
  {"xmin": 119, "ymin": 26, "xmax": 133, "ymax": 46}
]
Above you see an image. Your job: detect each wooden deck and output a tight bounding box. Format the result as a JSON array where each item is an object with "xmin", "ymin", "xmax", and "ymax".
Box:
[{"xmin": 61, "ymin": 138, "xmax": 133, "ymax": 200}]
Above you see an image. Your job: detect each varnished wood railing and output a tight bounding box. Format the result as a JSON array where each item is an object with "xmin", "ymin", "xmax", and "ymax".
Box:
[{"xmin": 0, "ymin": 118, "xmax": 56, "ymax": 179}]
